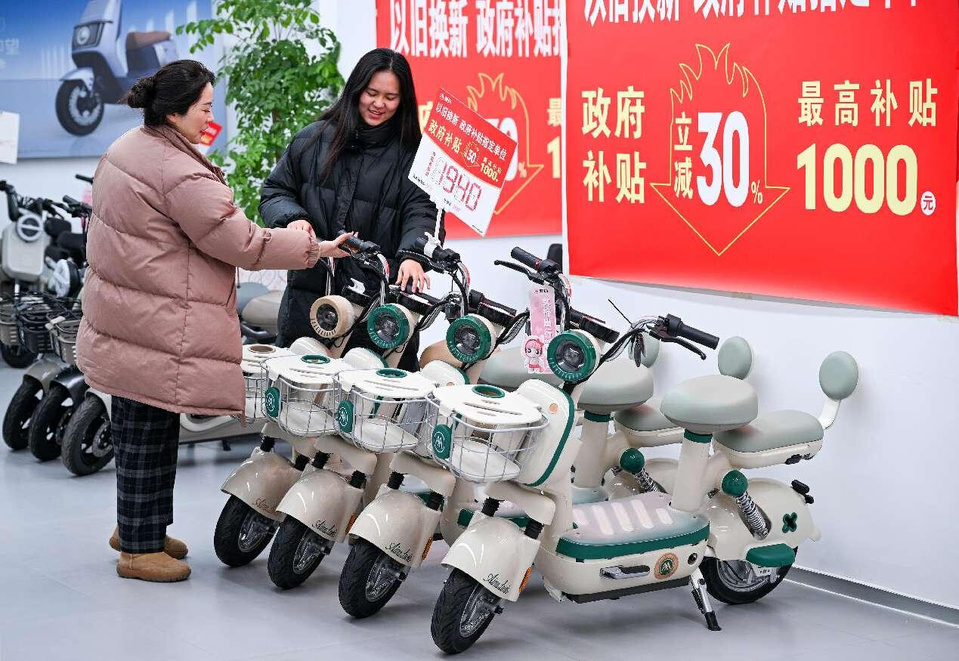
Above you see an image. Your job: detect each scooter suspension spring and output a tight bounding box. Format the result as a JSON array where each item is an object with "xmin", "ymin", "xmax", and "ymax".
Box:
[
  {"xmin": 736, "ymin": 492, "xmax": 770, "ymax": 538},
  {"xmin": 635, "ymin": 468, "xmax": 661, "ymax": 493}
]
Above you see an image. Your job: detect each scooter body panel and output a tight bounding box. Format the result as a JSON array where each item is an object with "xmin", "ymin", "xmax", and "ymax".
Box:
[
  {"xmin": 350, "ymin": 488, "xmax": 440, "ymax": 569},
  {"xmin": 276, "ymin": 468, "xmax": 363, "ymax": 543},
  {"xmin": 51, "ymin": 367, "xmax": 88, "ymax": 403},
  {"xmin": 220, "ymin": 448, "xmax": 300, "ymax": 522},
  {"xmin": 59, "ymin": 67, "xmax": 95, "ymax": 90},
  {"xmin": 25, "ymin": 357, "xmax": 69, "ymax": 391},
  {"xmin": 705, "ymin": 477, "xmax": 817, "ymax": 562},
  {"xmin": 442, "ymin": 515, "xmax": 540, "ymax": 602}
]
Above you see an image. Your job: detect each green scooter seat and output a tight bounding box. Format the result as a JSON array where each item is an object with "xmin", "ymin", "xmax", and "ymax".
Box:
[
  {"xmin": 661, "ymin": 375, "xmax": 758, "ymax": 435},
  {"xmin": 614, "ymin": 396, "xmax": 674, "ymax": 432},
  {"xmin": 481, "ymin": 348, "xmax": 652, "ymax": 413},
  {"xmin": 714, "ymin": 410, "xmax": 823, "ymax": 454},
  {"xmin": 556, "ymin": 491, "xmax": 710, "ymax": 561}
]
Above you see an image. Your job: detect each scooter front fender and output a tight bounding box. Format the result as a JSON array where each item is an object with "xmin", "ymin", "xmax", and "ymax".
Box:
[
  {"xmin": 706, "ymin": 477, "xmax": 818, "ymax": 563},
  {"xmin": 51, "ymin": 368, "xmax": 87, "ymax": 403},
  {"xmin": 443, "ymin": 515, "xmax": 540, "ymax": 602},
  {"xmin": 25, "ymin": 357, "xmax": 68, "ymax": 391},
  {"xmin": 220, "ymin": 448, "xmax": 301, "ymax": 522},
  {"xmin": 60, "ymin": 67, "xmax": 94, "ymax": 90},
  {"xmin": 276, "ymin": 468, "xmax": 363, "ymax": 543},
  {"xmin": 350, "ymin": 488, "xmax": 440, "ymax": 569}
]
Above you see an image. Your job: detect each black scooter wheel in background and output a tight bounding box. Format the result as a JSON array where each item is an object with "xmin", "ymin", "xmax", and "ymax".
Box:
[
  {"xmin": 55, "ymin": 81, "xmax": 104, "ymax": 136},
  {"xmin": 214, "ymin": 496, "xmax": 277, "ymax": 567},
  {"xmin": 27, "ymin": 386, "xmax": 73, "ymax": 461},
  {"xmin": 2, "ymin": 379, "xmax": 42, "ymax": 450},
  {"xmin": 61, "ymin": 396, "xmax": 113, "ymax": 476},
  {"xmin": 1, "ymin": 343, "xmax": 38, "ymax": 369}
]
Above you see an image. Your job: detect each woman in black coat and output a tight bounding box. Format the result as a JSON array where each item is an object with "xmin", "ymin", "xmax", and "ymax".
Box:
[{"xmin": 260, "ymin": 48, "xmax": 441, "ymax": 367}]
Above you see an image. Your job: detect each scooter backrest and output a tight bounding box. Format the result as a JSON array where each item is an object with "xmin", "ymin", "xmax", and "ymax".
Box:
[
  {"xmin": 819, "ymin": 351, "xmax": 859, "ymax": 401},
  {"xmin": 718, "ymin": 336, "xmax": 753, "ymax": 379},
  {"xmin": 289, "ymin": 337, "xmax": 329, "ymax": 357},
  {"xmin": 639, "ymin": 333, "xmax": 660, "ymax": 368},
  {"xmin": 420, "ymin": 359, "xmax": 468, "ymax": 387}
]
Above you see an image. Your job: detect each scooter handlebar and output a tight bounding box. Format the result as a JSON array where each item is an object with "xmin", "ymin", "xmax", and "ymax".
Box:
[
  {"xmin": 510, "ymin": 247, "xmax": 559, "ymax": 273},
  {"xmin": 664, "ymin": 314, "xmax": 719, "ymax": 350}
]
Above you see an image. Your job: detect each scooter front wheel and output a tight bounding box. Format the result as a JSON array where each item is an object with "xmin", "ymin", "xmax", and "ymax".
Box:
[
  {"xmin": 700, "ymin": 554, "xmax": 794, "ymax": 605},
  {"xmin": 338, "ymin": 540, "xmax": 406, "ymax": 619},
  {"xmin": 1, "ymin": 343, "xmax": 37, "ymax": 369},
  {"xmin": 55, "ymin": 81, "xmax": 104, "ymax": 136},
  {"xmin": 267, "ymin": 518, "xmax": 328, "ymax": 589},
  {"xmin": 28, "ymin": 385, "xmax": 72, "ymax": 461},
  {"xmin": 214, "ymin": 496, "xmax": 278, "ymax": 567},
  {"xmin": 2, "ymin": 379, "xmax": 42, "ymax": 450},
  {"xmin": 61, "ymin": 396, "xmax": 113, "ymax": 476},
  {"xmin": 431, "ymin": 569, "xmax": 501, "ymax": 654}
]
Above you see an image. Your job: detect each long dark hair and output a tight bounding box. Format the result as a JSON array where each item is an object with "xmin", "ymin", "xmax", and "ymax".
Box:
[
  {"xmin": 318, "ymin": 48, "xmax": 421, "ymax": 182},
  {"xmin": 124, "ymin": 60, "xmax": 214, "ymax": 127}
]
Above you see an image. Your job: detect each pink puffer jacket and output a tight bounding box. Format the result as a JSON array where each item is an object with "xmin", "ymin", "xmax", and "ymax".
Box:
[{"xmin": 76, "ymin": 124, "xmax": 319, "ymax": 416}]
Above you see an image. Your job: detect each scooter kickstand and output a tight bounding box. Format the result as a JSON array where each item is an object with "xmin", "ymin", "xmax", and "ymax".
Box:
[{"xmin": 689, "ymin": 568, "xmax": 721, "ymax": 632}]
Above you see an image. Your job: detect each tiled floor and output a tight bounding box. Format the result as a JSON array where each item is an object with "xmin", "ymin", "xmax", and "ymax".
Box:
[{"xmin": 0, "ymin": 363, "xmax": 956, "ymax": 661}]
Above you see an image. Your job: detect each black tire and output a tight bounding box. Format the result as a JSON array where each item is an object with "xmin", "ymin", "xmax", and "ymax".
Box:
[
  {"xmin": 55, "ymin": 81, "xmax": 104, "ymax": 136},
  {"xmin": 338, "ymin": 540, "xmax": 406, "ymax": 618},
  {"xmin": 431, "ymin": 569, "xmax": 501, "ymax": 654},
  {"xmin": 700, "ymin": 554, "xmax": 794, "ymax": 605},
  {"xmin": 3, "ymin": 379, "xmax": 43, "ymax": 450},
  {"xmin": 28, "ymin": 385, "xmax": 73, "ymax": 461},
  {"xmin": 214, "ymin": 495, "xmax": 277, "ymax": 567},
  {"xmin": 61, "ymin": 396, "xmax": 113, "ymax": 476},
  {"xmin": 1, "ymin": 343, "xmax": 37, "ymax": 369},
  {"xmin": 267, "ymin": 518, "xmax": 328, "ymax": 589}
]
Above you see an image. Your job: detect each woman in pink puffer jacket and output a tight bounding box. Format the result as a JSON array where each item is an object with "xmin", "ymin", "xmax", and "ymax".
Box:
[{"xmin": 76, "ymin": 60, "xmax": 351, "ymax": 583}]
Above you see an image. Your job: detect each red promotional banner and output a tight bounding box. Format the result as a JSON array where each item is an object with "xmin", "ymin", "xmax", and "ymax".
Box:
[
  {"xmin": 376, "ymin": 0, "xmax": 563, "ymax": 238},
  {"xmin": 566, "ymin": 1, "xmax": 959, "ymax": 315}
]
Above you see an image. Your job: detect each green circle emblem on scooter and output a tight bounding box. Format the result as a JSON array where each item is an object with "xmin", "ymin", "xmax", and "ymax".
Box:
[
  {"xmin": 431, "ymin": 424, "xmax": 452, "ymax": 460},
  {"xmin": 264, "ymin": 387, "xmax": 281, "ymax": 418},
  {"xmin": 336, "ymin": 400, "xmax": 354, "ymax": 434},
  {"xmin": 656, "ymin": 552, "xmax": 679, "ymax": 580}
]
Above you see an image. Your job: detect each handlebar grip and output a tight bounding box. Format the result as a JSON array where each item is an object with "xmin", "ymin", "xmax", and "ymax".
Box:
[
  {"xmin": 76, "ymin": 174, "xmax": 93, "ymax": 184},
  {"xmin": 510, "ymin": 247, "xmax": 545, "ymax": 270},
  {"xmin": 62, "ymin": 196, "xmax": 80, "ymax": 206},
  {"xmin": 665, "ymin": 315, "xmax": 719, "ymax": 349},
  {"xmin": 344, "ymin": 235, "xmax": 379, "ymax": 254}
]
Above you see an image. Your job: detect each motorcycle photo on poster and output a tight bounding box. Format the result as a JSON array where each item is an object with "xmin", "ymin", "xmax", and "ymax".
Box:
[{"xmin": 0, "ymin": 0, "xmax": 226, "ymax": 159}]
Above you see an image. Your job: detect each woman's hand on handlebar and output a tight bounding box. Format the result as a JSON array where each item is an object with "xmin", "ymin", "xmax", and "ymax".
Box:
[
  {"xmin": 397, "ymin": 258, "xmax": 431, "ymax": 293},
  {"xmin": 317, "ymin": 232, "xmax": 354, "ymax": 259}
]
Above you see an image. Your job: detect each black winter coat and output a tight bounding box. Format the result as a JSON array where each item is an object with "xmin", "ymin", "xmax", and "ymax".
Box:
[{"xmin": 260, "ymin": 119, "xmax": 441, "ymax": 346}]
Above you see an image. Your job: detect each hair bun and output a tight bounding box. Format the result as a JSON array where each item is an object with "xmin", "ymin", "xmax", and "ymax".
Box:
[{"xmin": 126, "ymin": 77, "xmax": 156, "ymax": 109}]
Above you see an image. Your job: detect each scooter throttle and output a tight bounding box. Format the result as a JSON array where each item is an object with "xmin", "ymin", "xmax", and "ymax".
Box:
[
  {"xmin": 664, "ymin": 314, "xmax": 719, "ymax": 350},
  {"xmin": 510, "ymin": 247, "xmax": 559, "ymax": 273}
]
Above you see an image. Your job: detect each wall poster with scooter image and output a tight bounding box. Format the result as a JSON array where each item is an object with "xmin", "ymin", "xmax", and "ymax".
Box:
[{"xmin": 0, "ymin": 0, "xmax": 227, "ymax": 159}]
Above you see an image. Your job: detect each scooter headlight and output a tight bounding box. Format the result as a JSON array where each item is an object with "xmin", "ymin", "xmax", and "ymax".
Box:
[
  {"xmin": 446, "ymin": 316, "xmax": 491, "ymax": 364},
  {"xmin": 314, "ymin": 303, "xmax": 339, "ymax": 333},
  {"xmin": 73, "ymin": 23, "xmax": 103, "ymax": 48},
  {"xmin": 547, "ymin": 331, "xmax": 597, "ymax": 383},
  {"xmin": 366, "ymin": 304, "xmax": 410, "ymax": 350}
]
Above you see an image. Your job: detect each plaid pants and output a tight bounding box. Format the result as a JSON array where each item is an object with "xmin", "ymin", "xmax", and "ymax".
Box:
[{"xmin": 112, "ymin": 396, "xmax": 180, "ymax": 554}]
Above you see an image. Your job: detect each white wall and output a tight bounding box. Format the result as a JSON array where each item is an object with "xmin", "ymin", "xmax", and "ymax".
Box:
[{"xmin": 2, "ymin": 1, "xmax": 957, "ymax": 610}]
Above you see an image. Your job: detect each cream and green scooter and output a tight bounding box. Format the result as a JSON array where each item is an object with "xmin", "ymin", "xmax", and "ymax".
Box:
[{"xmin": 427, "ymin": 252, "xmax": 859, "ymax": 654}]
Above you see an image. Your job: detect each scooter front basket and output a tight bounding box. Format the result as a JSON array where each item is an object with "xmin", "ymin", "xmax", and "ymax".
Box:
[
  {"xmin": 239, "ymin": 344, "xmax": 294, "ymax": 421},
  {"xmin": 0, "ymin": 293, "xmax": 44, "ymax": 347},
  {"xmin": 263, "ymin": 353, "xmax": 349, "ymax": 436},
  {"xmin": 50, "ymin": 316, "xmax": 82, "ymax": 366},
  {"xmin": 332, "ymin": 368, "xmax": 436, "ymax": 453},
  {"xmin": 425, "ymin": 385, "xmax": 548, "ymax": 484}
]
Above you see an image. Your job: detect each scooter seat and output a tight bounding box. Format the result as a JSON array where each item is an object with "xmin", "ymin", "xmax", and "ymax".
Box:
[
  {"xmin": 661, "ymin": 375, "xmax": 758, "ymax": 435},
  {"xmin": 614, "ymin": 396, "xmax": 674, "ymax": 433},
  {"xmin": 126, "ymin": 31, "xmax": 172, "ymax": 50},
  {"xmin": 557, "ymin": 491, "xmax": 710, "ymax": 560},
  {"xmin": 235, "ymin": 282, "xmax": 270, "ymax": 313},
  {"xmin": 480, "ymin": 348, "xmax": 652, "ymax": 412},
  {"xmin": 714, "ymin": 410, "xmax": 823, "ymax": 454},
  {"xmin": 242, "ymin": 290, "xmax": 283, "ymax": 334}
]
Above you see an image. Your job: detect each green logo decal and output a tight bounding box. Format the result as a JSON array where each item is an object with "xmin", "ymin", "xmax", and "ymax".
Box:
[
  {"xmin": 264, "ymin": 387, "xmax": 281, "ymax": 418},
  {"xmin": 431, "ymin": 425, "xmax": 452, "ymax": 460},
  {"xmin": 336, "ymin": 400, "xmax": 354, "ymax": 433},
  {"xmin": 782, "ymin": 512, "xmax": 799, "ymax": 533},
  {"xmin": 655, "ymin": 552, "xmax": 679, "ymax": 579}
]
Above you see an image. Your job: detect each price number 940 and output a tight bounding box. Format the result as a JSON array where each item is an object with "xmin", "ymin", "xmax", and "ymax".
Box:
[{"xmin": 425, "ymin": 151, "xmax": 482, "ymax": 212}]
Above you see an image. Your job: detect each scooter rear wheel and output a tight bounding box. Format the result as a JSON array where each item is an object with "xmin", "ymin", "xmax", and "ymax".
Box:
[
  {"xmin": 214, "ymin": 496, "xmax": 277, "ymax": 567},
  {"xmin": 3, "ymin": 379, "xmax": 42, "ymax": 450},
  {"xmin": 1, "ymin": 343, "xmax": 37, "ymax": 369},
  {"xmin": 28, "ymin": 385, "xmax": 72, "ymax": 461},
  {"xmin": 700, "ymin": 554, "xmax": 794, "ymax": 605},
  {"xmin": 61, "ymin": 396, "xmax": 113, "ymax": 476},
  {"xmin": 338, "ymin": 540, "xmax": 405, "ymax": 619},
  {"xmin": 267, "ymin": 518, "xmax": 328, "ymax": 589},
  {"xmin": 431, "ymin": 569, "xmax": 500, "ymax": 654}
]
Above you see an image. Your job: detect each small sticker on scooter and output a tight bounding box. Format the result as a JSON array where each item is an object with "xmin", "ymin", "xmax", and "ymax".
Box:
[
  {"xmin": 387, "ymin": 542, "xmax": 414, "ymax": 563},
  {"xmin": 336, "ymin": 400, "xmax": 354, "ymax": 433},
  {"xmin": 486, "ymin": 573, "xmax": 512, "ymax": 595},
  {"xmin": 264, "ymin": 387, "xmax": 281, "ymax": 418},
  {"xmin": 431, "ymin": 424, "xmax": 452, "ymax": 460},
  {"xmin": 655, "ymin": 553, "xmax": 679, "ymax": 580}
]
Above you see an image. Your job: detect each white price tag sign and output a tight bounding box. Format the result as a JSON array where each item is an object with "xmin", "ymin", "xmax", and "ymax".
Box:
[{"xmin": 0, "ymin": 111, "xmax": 20, "ymax": 165}]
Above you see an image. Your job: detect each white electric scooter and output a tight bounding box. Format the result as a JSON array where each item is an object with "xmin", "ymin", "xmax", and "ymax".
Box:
[{"xmin": 57, "ymin": 0, "xmax": 179, "ymax": 135}]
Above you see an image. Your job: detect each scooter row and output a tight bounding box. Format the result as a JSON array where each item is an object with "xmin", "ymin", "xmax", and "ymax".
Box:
[{"xmin": 212, "ymin": 239, "xmax": 859, "ymax": 654}]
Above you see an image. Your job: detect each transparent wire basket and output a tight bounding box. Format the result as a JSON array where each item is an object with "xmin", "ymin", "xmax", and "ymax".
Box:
[
  {"xmin": 333, "ymin": 369, "xmax": 435, "ymax": 453},
  {"xmin": 264, "ymin": 355, "xmax": 344, "ymax": 437},
  {"xmin": 240, "ymin": 345, "xmax": 293, "ymax": 421},
  {"xmin": 424, "ymin": 386, "xmax": 549, "ymax": 484},
  {"xmin": 0, "ymin": 298, "xmax": 19, "ymax": 346}
]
